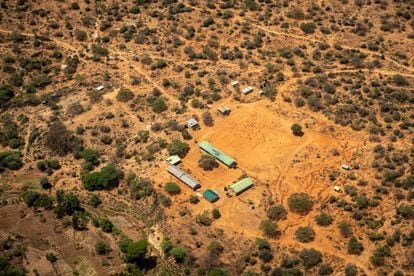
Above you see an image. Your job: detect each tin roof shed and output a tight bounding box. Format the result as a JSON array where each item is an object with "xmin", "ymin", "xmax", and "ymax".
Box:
[
  {"xmin": 167, "ymin": 165, "xmax": 201, "ymax": 190},
  {"xmin": 230, "ymin": 178, "xmax": 253, "ymax": 195},
  {"xmin": 199, "ymin": 141, "xmax": 237, "ymax": 168},
  {"xmin": 186, "ymin": 118, "xmax": 199, "ymax": 128},
  {"xmin": 166, "ymin": 155, "xmax": 181, "ymax": 165}
]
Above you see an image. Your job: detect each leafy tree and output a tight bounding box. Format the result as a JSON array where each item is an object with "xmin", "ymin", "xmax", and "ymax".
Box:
[
  {"xmin": 199, "ymin": 154, "xmax": 218, "ymax": 170},
  {"xmin": 348, "ymin": 237, "xmax": 364, "ymax": 255},
  {"xmin": 291, "ymin": 124, "xmax": 304, "ymax": 137},
  {"xmin": 72, "ymin": 211, "xmax": 89, "ymax": 230},
  {"xmin": 299, "ymin": 248, "xmax": 322, "ymax": 268},
  {"xmin": 82, "ymin": 164, "xmax": 120, "ymax": 191},
  {"xmin": 126, "ymin": 240, "xmax": 148, "ymax": 263},
  {"xmin": 151, "ymin": 97, "xmax": 168, "ymax": 113},
  {"xmin": 55, "ymin": 191, "xmax": 81, "ymax": 216},
  {"xmin": 167, "ymin": 139, "xmax": 190, "ymax": 158},
  {"xmin": 288, "ymin": 193, "xmax": 313, "ymax": 214},
  {"xmin": 170, "ymin": 247, "xmax": 187, "ymax": 263},
  {"xmin": 315, "ymin": 212, "xmax": 334, "ymax": 226},
  {"xmin": 95, "ymin": 241, "xmax": 110, "ymax": 255},
  {"xmin": 45, "ymin": 120, "xmax": 83, "ymax": 156},
  {"xmin": 208, "ymin": 241, "xmax": 224, "ymax": 256},
  {"xmin": 344, "ymin": 263, "xmax": 358, "ymax": 276},
  {"xmin": 40, "ymin": 177, "xmax": 52, "ymax": 189},
  {"xmin": 0, "ymin": 85, "xmax": 14, "ymax": 107},
  {"xmin": 99, "ymin": 218, "xmax": 114, "ymax": 233},
  {"xmin": 260, "ymin": 219, "xmax": 279, "ymax": 237},
  {"xmin": 259, "ymin": 248, "xmax": 273, "ymax": 263},
  {"xmin": 396, "ymin": 204, "xmax": 414, "ymax": 219},
  {"xmin": 300, "ymin": 22, "xmax": 316, "ymax": 34},
  {"xmin": 196, "ymin": 211, "xmax": 212, "ymax": 226},
  {"xmin": 202, "ymin": 111, "xmax": 214, "ymax": 126},
  {"xmin": 212, "ymin": 208, "xmax": 221, "ymax": 219},
  {"xmin": 46, "ymin": 252, "xmax": 57, "ymax": 263},
  {"xmin": 90, "ymin": 194, "xmax": 102, "ymax": 208},
  {"xmin": 208, "ymin": 268, "xmax": 227, "ymax": 276},
  {"xmin": 266, "ymin": 204, "xmax": 287, "ymax": 220},
  {"xmin": 117, "ymin": 87, "xmax": 134, "ymax": 102},
  {"xmin": 74, "ymin": 30, "xmax": 87, "ymax": 41},
  {"xmin": 319, "ymin": 264, "xmax": 334, "ymax": 275},
  {"xmin": 338, "ymin": 221, "xmax": 353, "ymax": 238},
  {"xmin": 295, "ymin": 226, "xmax": 315, "ymax": 243},
  {"xmin": 0, "ymin": 151, "xmax": 23, "ymax": 171},
  {"xmin": 164, "ymin": 182, "xmax": 181, "ymax": 195},
  {"xmin": 161, "ymin": 237, "xmax": 172, "ymax": 254}
]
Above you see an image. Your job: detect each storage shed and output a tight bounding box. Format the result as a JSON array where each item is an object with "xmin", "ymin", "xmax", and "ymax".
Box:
[
  {"xmin": 341, "ymin": 164, "xmax": 350, "ymax": 171},
  {"xmin": 231, "ymin": 81, "xmax": 239, "ymax": 88},
  {"xmin": 167, "ymin": 165, "xmax": 201, "ymax": 190},
  {"xmin": 203, "ymin": 189, "xmax": 219, "ymax": 203},
  {"xmin": 186, "ymin": 118, "xmax": 199, "ymax": 129},
  {"xmin": 166, "ymin": 155, "xmax": 181, "ymax": 165},
  {"xmin": 242, "ymin": 86, "xmax": 253, "ymax": 95},
  {"xmin": 218, "ymin": 106, "xmax": 231, "ymax": 115},
  {"xmin": 230, "ymin": 178, "xmax": 253, "ymax": 195},
  {"xmin": 96, "ymin": 85, "xmax": 104, "ymax": 91},
  {"xmin": 199, "ymin": 141, "xmax": 237, "ymax": 168}
]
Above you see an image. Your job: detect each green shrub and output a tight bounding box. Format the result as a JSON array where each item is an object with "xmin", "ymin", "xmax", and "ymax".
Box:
[
  {"xmin": 199, "ymin": 154, "xmax": 218, "ymax": 170},
  {"xmin": 315, "ymin": 212, "xmax": 334, "ymax": 226},
  {"xmin": 266, "ymin": 204, "xmax": 287, "ymax": 220},
  {"xmin": 116, "ymin": 87, "xmax": 134, "ymax": 102},
  {"xmin": 82, "ymin": 164, "xmax": 120, "ymax": 191},
  {"xmin": 170, "ymin": 247, "xmax": 187, "ymax": 263},
  {"xmin": 196, "ymin": 211, "xmax": 212, "ymax": 226},
  {"xmin": 126, "ymin": 240, "xmax": 148, "ymax": 263},
  {"xmin": 22, "ymin": 191, "xmax": 54, "ymax": 209},
  {"xmin": 348, "ymin": 237, "xmax": 364, "ymax": 255},
  {"xmin": 291, "ymin": 124, "xmax": 304, "ymax": 137},
  {"xmin": 295, "ymin": 226, "xmax": 315, "ymax": 243},
  {"xmin": 288, "ymin": 193, "xmax": 313, "ymax": 214},
  {"xmin": 151, "ymin": 97, "xmax": 168, "ymax": 113},
  {"xmin": 90, "ymin": 194, "xmax": 102, "ymax": 207},
  {"xmin": 0, "ymin": 85, "xmax": 14, "ymax": 107},
  {"xmin": 299, "ymin": 248, "xmax": 322, "ymax": 268},
  {"xmin": 45, "ymin": 120, "xmax": 83, "ymax": 156},
  {"xmin": 74, "ymin": 30, "xmax": 87, "ymax": 41},
  {"xmin": 300, "ymin": 22, "xmax": 316, "ymax": 34},
  {"xmin": 95, "ymin": 241, "xmax": 110, "ymax": 255},
  {"xmin": 212, "ymin": 208, "xmax": 221, "ymax": 219},
  {"xmin": 164, "ymin": 182, "xmax": 181, "ymax": 195},
  {"xmin": 167, "ymin": 139, "xmax": 190, "ymax": 158},
  {"xmin": 0, "ymin": 151, "xmax": 23, "ymax": 171},
  {"xmin": 260, "ymin": 219, "xmax": 279, "ymax": 237}
]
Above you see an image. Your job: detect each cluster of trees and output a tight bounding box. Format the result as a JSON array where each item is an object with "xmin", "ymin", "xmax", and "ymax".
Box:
[
  {"xmin": 0, "ymin": 151, "xmax": 23, "ymax": 172},
  {"xmin": 82, "ymin": 164, "xmax": 120, "ymax": 191}
]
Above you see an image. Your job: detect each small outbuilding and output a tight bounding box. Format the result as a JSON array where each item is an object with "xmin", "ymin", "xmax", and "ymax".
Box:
[
  {"xmin": 166, "ymin": 155, "xmax": 181, "ymax": 165},
  {"xmin": 231, "ymin": 81, "xmax": 239, "ymax": 88},
  {"xmin": 230, "ymin": 178, "xmax": 253, "ymax": 195},
  {"xmin": 96, "ymin": 85, "xmax": 104, "ymax": 91},
  {"xmin": 218, "ymin": 106, "xmax": 231, "ymax": 116},
  {"xmin": 185, "ymin": 118, "xmax": 199, "ymax": 129},
  {"xmin": 242, "ymin": 86, "xmax": 253, "ymax": 95},
  {"xmin": 203, "ymin": 189, "xmax": 219, "ymax": 203},
  {"xmin": 341, "ymin": 164, "xmax": 350, "ymax": 171},
  {"xmin": 333, "ymin": 186, "xmax": 342, "ymax": 193}
]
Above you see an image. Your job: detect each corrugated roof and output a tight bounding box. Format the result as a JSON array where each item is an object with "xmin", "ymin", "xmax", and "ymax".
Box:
[
  {"xmin": 167, "ymin": 165, "xmax": 201, "ymax": 190},
  {"xmin": 230, "ymin": 178, "xmax": 253, "ymax": 194},
  {"xmin": 199, "ymin": 141, "xmax": 236, "ymax": 167},
  {"xmin": 186, "ymin": 118, "xmax": 198, "ymax": 127}
]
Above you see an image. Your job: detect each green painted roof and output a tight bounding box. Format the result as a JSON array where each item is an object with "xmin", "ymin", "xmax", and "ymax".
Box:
[
  {"xmin": 203, "ymin": 189, "xmax": 219, "ymax": 202},
  {"xmin": 230, "ymin": 178, "xmax": 253, "ymax": 194},
  {"xmin": 199, "ymin": 141, "xmax": 236, "ymax": 167}
]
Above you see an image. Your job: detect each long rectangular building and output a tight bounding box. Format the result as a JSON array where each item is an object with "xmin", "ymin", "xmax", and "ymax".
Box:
[
  {"xmin": 167, "ymin": 165, "xmax": 201, "ymax": 190},
  {"xmin": 198, "ymin": 141, "xmax": 237, "ymax": 168},
  {"xmin": 230, "ymin": 178, "xmax": 253, "ymax": 195}
]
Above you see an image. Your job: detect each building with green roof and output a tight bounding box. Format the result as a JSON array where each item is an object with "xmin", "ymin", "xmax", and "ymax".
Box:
[
  {"xmin": 230, "ymin": 178, "xmax": 253, "ymax": 195},
  {"xmin": 203, "ymin": 189, "xmax": 219, "ymax": 203},
  {"xmin": 198, "ymin": 141, "xmax": 237, "ymax": 168}
]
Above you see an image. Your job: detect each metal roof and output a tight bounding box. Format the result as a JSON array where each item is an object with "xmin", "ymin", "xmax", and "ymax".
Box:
[
  {"xmin": 230, "ymin": 178, "xmax": 253, "ymax": 195},
  {"xmin": 166, "ymin": 155, "xmax": 181, "ymax": 165},
  {"xmin": 186, "ymin": 118, "xmax": 198, "ymax": 128},
  {"xmin": 198, "ymin": 141, "xmax": 237, "ymax": 168},
  {"xmin": 167, "ymin": 165, "xmax": 201, "ymax": 190},
  {"xmin": 242, "ymin": 86, "xmax": 253, "ymax": 94},
  {"xmin": 203, "ymin": 189, "xmax": 219, "ymax": 202}
]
